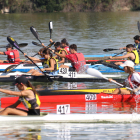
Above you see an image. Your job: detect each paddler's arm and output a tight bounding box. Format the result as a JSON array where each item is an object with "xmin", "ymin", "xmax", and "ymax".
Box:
[
  {"xmin": 108, "ymin": 78, "xmax": 117, "ymax": 83},
  {"xmin": 0, "ymin": 52, "xmax": 4, "ymax": 55},
  {"xmin": 58, "ymin": 50, "xmax": 66, "ymax": 63},
  {"xmin": 41, "ymin": 43, "xmax": 46, "ymax": 48},
  {"xmin": 119, "ymin": 47, "xmax": 126, "ymax": 50},
  {"xmin": 53, "ymin": 50, "xmax": 66, "ymax": 58},
  {"xmin": 109, "ymin": 53, "xmax": 131, "ymax": 60},
  {"xmin": 7, "ymin": 100, "xmax": 21, "ymax": 108},
  {"xmin": 23, "ymin": 53, "xmax": 42, "ymax": 62},
  {"xmin": 0, "ymin": 89, "xmax": 28, "ymax": 96}
]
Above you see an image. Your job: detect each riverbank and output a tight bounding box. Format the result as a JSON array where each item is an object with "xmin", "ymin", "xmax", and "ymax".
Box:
[{"xmin": 0, "ymin": 0, "xmax": 140, "ymax": 13}]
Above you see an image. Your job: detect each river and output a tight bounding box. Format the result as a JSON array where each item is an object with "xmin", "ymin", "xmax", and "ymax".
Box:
[{"xmin": 0, "ymin": 11, "xmax": 140, "ymax": 139}]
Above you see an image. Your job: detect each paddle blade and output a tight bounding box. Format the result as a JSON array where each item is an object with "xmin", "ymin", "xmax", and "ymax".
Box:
[
  {"xmin": 30, "ymin": 26, "xmax": 42, "ymax": 43},
  {"xmin": 137, "ymin": 21, "xmax": 140, "ymax": 33},
  {"xmin": 3, "ymin": 65, "xmax": 18, "ymax": 73},
  {"xmin": 18, "ymin": 43, "xmax": 28, "ymax": 47},
  {"xmin": 87, "ymin": 68, "xmax": 108, "ymax": 80},
  {"xmin": 7, "ymin": 36, "xmax": 19, "ymax": 49},
  {"xmin": 7, "ymin": 36, "xmax": 24, "ymax": 54},
  {"xmin": 32, "ymin": 41, "xmax": 42, "ymax": 47},
  {"xmin": 103, "ymin": 48, "xmax": 119, "ymax": 52},
  {"xmin": 49, "ymin": 21, "xmax": 53, "ymax": 33}
]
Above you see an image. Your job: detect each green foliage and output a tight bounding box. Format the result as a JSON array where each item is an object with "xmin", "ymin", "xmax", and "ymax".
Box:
[
  {"xmin": 33, "ymin": 0, "xmax": 64, "ymax": 12},
  {"xmin": 131, "ymin": 0, "xmax": 140, "ymax": 10},
  {"xmin": 1, "ymin": 0, "xmax": 140, "ymax": 13}
]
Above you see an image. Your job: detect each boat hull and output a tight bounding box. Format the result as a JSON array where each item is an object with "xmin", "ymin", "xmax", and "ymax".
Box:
[
  {"xmin": 1, "ymin": 91, "xmax": 139, "ymax": 104},
  {"xmin": 0, "ymin": 63, "xmax": 43, "ymax": 72}
]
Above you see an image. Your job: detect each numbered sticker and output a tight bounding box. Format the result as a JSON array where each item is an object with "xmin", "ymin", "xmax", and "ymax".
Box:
[
  {"xmin": 57, "ymin": 104, "xmax": 70, "ymax": 114},
  {"xmin": 68, "ymin": 82, "xmax": 77, "ymax": 89},
  {"xmin": 68, "ymin": 71, "xmax": 77, "ymax": 78},
  {"xmin": 59, "ymin": 68, "xmax": 68, "ymax": 74},
  {"xmin": 85, "ymin": 94, "xmax": 97, "ymax": 101}
]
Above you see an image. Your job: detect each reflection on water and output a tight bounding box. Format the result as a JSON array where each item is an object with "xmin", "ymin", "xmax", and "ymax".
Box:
[{"xmin": 1, "ymin": 123, "xmax": 140, "ymax": 140}]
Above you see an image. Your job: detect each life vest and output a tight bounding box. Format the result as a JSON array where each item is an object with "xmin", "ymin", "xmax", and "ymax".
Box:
[
  {"xmin": 7, "ymin": 49, "xmax": 20, "ymax": 63},
  {"xmin": 127, "ymin": 50, "xmax": 139, "ymax": 64},
  {"xmin": 128, "ymin": 72, "xmax": 140, "ymax": 88},
  {"xmin": 134, "ymin": 43, "xmax": 140, "ymax": 49},
  {"xmin": 43, "ymin": 57, "xmax": 58, "ymax": 72},
  {"xmin": 58, "ymin": 49, "xmax": 68, "ymax": 63},
  {"xmin": 72, "ymin": 53, "xmax": 86, "ymax": 72},
  {"xmin": 19, "ymin": 87, "xmax": 41, "ymax": 109},
  {"xmin": 64, "ymin": 46, "xmax": 70, "ymax": 54}
]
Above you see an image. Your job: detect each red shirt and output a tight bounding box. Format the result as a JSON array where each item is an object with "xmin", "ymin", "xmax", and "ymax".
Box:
[
  {"xmin": 66, "ymin": 53, "xmax": 85, "ymax": 72},
  {"xmin": 4, "ymin": 50, "xmax": 20, "ymax": 63}
]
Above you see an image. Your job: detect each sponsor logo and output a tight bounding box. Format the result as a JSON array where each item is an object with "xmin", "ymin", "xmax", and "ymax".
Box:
[{"xmin": 101, "ymin": 95, "xmax": 113, "ymax": 99}]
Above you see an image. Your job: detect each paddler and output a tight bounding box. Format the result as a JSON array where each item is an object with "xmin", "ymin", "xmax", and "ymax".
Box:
[
  {"xmin": 0, "ymin": 44, "xmax": 20, "ymax": 63},
  {"xmin": 53, "ymin": 42, "xmax": 69, "ymax": 63},
  {"xmin": 120, "ymin": 35, "xmax": 140, "ymax": 52},
  {"xmin": 0, "ymin": 76, "xmax": 40, "ymax": 116},
  {"xmin": 50, "ymin": 38, "xmax": 70, "ymax": 54},
  {"xmin": 110, "ymin": 44, "xmax": 139, "ymax": 65},
  {"xmin": 26, "ymin": 48, "xmax": 58, "ymax": 76},
  {"xmin": 61, "ymin": 38, "xmax": 70, "ymax": 54},
  {"xmin": 50, "ymin": 44, "xmax": 86, "ymax": 72},
  {"xmin": 108, "ymin": 60, "xmax": 140, "ymax": 94}
]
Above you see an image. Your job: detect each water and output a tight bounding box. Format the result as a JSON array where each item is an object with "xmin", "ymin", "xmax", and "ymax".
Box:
[{"xmin": 0, "ymin": 11, "xmax": 140, "ymax": 139}]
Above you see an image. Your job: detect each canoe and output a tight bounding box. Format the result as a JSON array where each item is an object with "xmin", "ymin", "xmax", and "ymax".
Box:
[
  {"xmin": 2, "ymin": 89, "xmax": 139, "ymax": 104},
  {"xmin": 0, "ymin": 113, "xmax": 139, "ymax": 123},
  {"xmin": 0, "ymin": 71, "xmax": 124, "ymax": 82}
]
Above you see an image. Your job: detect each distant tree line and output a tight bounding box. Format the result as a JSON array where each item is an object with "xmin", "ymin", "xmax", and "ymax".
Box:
[{"xmin": 0, "ymin": 0, "xmax": 140, "ymax": 13}]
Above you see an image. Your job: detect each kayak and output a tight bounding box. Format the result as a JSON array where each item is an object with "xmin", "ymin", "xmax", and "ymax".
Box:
[
  {"xmin": 1, "ymin": 101, "xmax": 137, "ymax": 114},
  {"xmin": 0, "ymin": 71, "xmax": 124, "ymax": 82},
  {"xmin": 0, "ymin": 62, "xmax": 43, "ymax": 72},
  {"xmin": 89, "ymin": 64, "xmax": 140, "ymax": 73},
  {"xmin": 0, "ymin": 113, "xmax": 139, "ymax": 123},
  {"xmin": 2, "ymin": 89, "xmax": 140, "ymax": 104}
]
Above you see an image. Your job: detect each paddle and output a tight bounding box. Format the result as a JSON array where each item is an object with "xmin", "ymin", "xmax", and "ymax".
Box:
[
  {"xmin": 87, "ymin": 68, "xmax": 133, "ymax": 91},
  {"xmin": 103, "ymin": 48, "xmax": 120, "ymax": 52},
  {"xmin": 7, "ymin": 36, "xmax": 53, "ymax": 82},
  {"xmin": 32, "ymin": 41, "xmax": 55, "ymax": 48},
  {"xmin": 4, "ymin": 41, "xmax": 55, "ymax": 73},
  {"xmin": 91, "ymin": 51, "xmax": 125, "ymax": 65},
  {"xmin": 3, "ymin": 53, "xmax": 38, "ymax": 73},
  {"xmin": 137, "ymin": 21, "xmax": 140, "ymax": 33},
  {"xmin": 0, "ymin": 43, "xmax": 28, "ymax": 48},
  {"xmin": 32, "ymin": 41, "xmax": 42, "ymax": 47},
  {"xmin": 30, "ymin": 26, "xmax": 42, "ymax": 44},
  {"xmin": 49, "ymin": 21, "xmax": 53, "ymax": 40}
]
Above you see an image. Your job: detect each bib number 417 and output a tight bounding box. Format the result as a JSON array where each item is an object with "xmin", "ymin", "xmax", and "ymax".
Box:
[{"xmin": 57, "ymin": 104, "xmax": 70, "ymax": 114}]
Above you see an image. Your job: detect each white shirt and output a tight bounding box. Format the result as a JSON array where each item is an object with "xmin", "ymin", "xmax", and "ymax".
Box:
[{"xmin": 125, "ymin": 72, "xmax": 140, "ymax": 88}]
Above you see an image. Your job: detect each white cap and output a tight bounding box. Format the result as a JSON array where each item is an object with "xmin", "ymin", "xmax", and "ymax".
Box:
[{"xmin": 120, "ymin": 60, "xmax": 134, "ymax": 68}]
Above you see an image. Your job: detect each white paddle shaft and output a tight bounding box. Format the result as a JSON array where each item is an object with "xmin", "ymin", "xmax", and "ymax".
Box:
[{"xmin": 87, "ymin": 68, "xmax": 133, "ymax": 91}]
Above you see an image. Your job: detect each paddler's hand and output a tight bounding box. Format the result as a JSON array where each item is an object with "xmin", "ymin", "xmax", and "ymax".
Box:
[
  {"xmin": 41, "ymin": 68, "xmax": 45, "ymax": 72},
  {"xmin": 133, "ymin": 87, "xmax": 140, "ymax": 93},
  {"xmin": 24, "ymin": 53, "xmax": 27, "ymax": 57},
  {"xmin": 108, "ymin": 78, "xmax": 116, "ymax": 83},
  {"xmin": 108, "ymin": 78, "xmax": 113, "ymax": 82},
  {"xmin": 41, "ymin": 43, "xmax": 46, "ymax": 47},
  {"xmin": 49, "ymin": 48, "xmax": 55, "ymax": 54},
  {"xmin": 109, "ymin": 56, "xmax": 112, "ymax": 59},
  {"xmin": 50, "ymin": 39, "xmax": 53, "ymax": 43}
]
